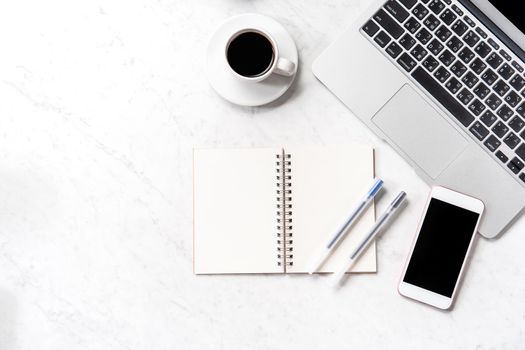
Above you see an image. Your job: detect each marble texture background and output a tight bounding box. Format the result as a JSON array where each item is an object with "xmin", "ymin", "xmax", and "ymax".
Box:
[{"xmin": 0, "ymin": 0, "xmax": 523, "ymax": 349}]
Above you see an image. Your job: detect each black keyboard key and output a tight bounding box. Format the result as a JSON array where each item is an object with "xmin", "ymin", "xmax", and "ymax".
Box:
[
  {"xmin": 436, "ymin": 25, "xmax": 452, "ymax": 42},
  {"xmin": 498, "ymin": 63, "xmax": 515, "ymax": 80},
  {"xmin": 468, "ymin": 99, "xmax": 485, "ymax": 116},
  {"xmin": 522, "ymin": 130, "xmax": 525, "ymax": 140},
  {"xmin": 464, "ymin": 16, "xmax": 475, "ymax": 27},
  {"xmin": 423, "ymin": 55, "xmax": 440, "ymax": 72},
  {"xmin": 508, "ymin": 157, "xmax": 524, "ymax": 174},
  {"xmin": 363, "ymin": 20, "xmax": 380, "ymax": 37},
  {"xmin": 440, "ymin": 9, "xmax": 457, "ymax": 25},
  {"xmin": 473, "ymin": 82, "xmax": 490, "ymax": 99},
  {"xmin": 428, "ymin": 0, "xmax": 445, "ymax": 14},
  {"xmin": 513, "ymin": 157, "xmax": 524, "ymax": 171},
  {"xmin": 504, "ymin": 132, "xmax": 521, "ymax": 149},
  {"xmin": 452, "ymin": 4, "xmax": 463, "ymax": 16},
  {"xmin": 500, "ymin": 49, "xmax": 511, "ymax": 61},
  {"xmin": 517, "ymin": 102, "xmax": 525, "ymax": 118},
  {"xmin": 374, "ymin": 30, "xmax": 392, "ymax": 47},
  {"xmin": 399, "ymin": 0, "xmax": 418, "ymax": 9},
  {"xmin": 497, "ymin": 105, "xmax": 513, "ymax": 121},
  {"xmin": 374, "ymin": 9, "xmax": 405, "ymax": 39},
  {"xmin": 510, "ymin": 75, "xmax": 525, "ymax": 91},
  {"xmin": 480, "ymin": 111, "xmax": 497, "ymax": 127},
  {"xmin": 475, "ymin": 27, "xmax": 488, "ymax": 39},
  {"xmin": 469, "ymin": 121, "xmax": 489, "ymax": 140},
  {"xmin": 416, "ymin": 28, "xmax": 433, "ymax": 45},
  {"xmin": 427, "ymin": 39, "xmax": 444, "ymax": 55},
  {"xmin": 484, "ymin": 135, "xmax": 501, "ymax": 152},
  {"xmin": 492, "ymin": 121, "xmax": 509, "ymax": 137},
  {"xmin": 496, "ymin": 150, "xmax": 509, "ymax": 163},
  {"xmin": 439, "ymin": 49, "xmax": 455, "ymax": 66},
  {"xmin": 504, "ymin": 91, "xmax": 522, "ymax": 108},
  {"xmin": 404, "ymin": 17, "xmax": 421, "ymax": 34},
  {"xmin": 446, "ymin": 36, "xmax": 463, "ymax": 53},
  {"xmin": 516, "ymin": 143, "xmax": 525, "ymax": 161},
  {"xmin": 511, "ymin": 61, "xmax": 524, "ymax": 73},
  {"xmin": 412, "ymin": 4, "xmax": 429, "ymax": 20},
  {"xmin": 520, "ymin": 173, "xmax": 525, "ymax": 183},
  {"xmin": 385, "ymin": 0, "xmax": 410, "ymax": 23},
  {"xmin": 474, "ymin": 42, "xmax": 492, "ymax": 58},
  {"xmin": 493, "ymin": 79, "xmax": 510, "ymax": 97},
  {"xmin": 424, "ymin": 14, "xmax": 440, "ymax": 31},
  {"xmin": 509, "ymin": 116, "xmax": 525, "ymax": 132},
  {"xmin": 397, "ymin": 52, "xmax": 417, "ymax": 71},
  {"xmin": 462, "ymin": 72, "xmax": 479, "ymax": 88},
  {"xmin": 488, "ymin": 38, "xmax": 499, "ymax": 50},
  {"xmin": 450, "ymin": 60, "xmax": 467, "ymax": 77},
  {"xmin": 411, "ymin": 44, "xmax": 428, "ymax": 61},
  {"xmin": 399, "ymin": 33, "xmax": 416, "ymax": 50},
  {"xmin": 386, "ymin": 41, "xmax": 403, "ymax": 58},
  {"xmin": 451, "ymin": 20, "xmax": 468, "ymax": 36},
  {"xmin": 458, "ymin": 88, "xmax": 474, "ymax": 105},
  {"xmin": 458, "ymin": 47, "xmax": 475, "ymax": 64},
  {"xmin": 486, "ymin": 93, "xmax": 502, "ymax": 110},
  {"xmin": 412, "ymin": 67, "xmax": 475, "ymax": 127},
  {"xmin": 481, "ymin": 69, "xmax": 498, "ymax": 85},
  {"xmin": 463, "ymin": 31, "xmax": 480, "ymax": 47},
  {"xmin": 486, "ymin": 52, "xmax": 503, "ymax": 69},
  {"xmin": 446, "ymin": 77, "xmax": 463, "ymax": 94},
  {"xmin": 470, "ymin": 58, "xmax": 487, "ymax": 74},
  {"xmin": 434, "ymin": 66, "xmax": 451, "ymax": 82},
  {"xmin": 493, "ymin": 121, "xmax": 509, "ymax": 139}
]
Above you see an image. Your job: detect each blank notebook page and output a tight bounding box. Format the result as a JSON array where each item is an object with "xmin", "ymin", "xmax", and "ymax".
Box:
[
  {"xmin": 287, "ymin": 145, "xmax": 376, "ymax": 273},
  {"xmin": 193, "ymin": 148, "xmax": 282, "ymax": 274}
]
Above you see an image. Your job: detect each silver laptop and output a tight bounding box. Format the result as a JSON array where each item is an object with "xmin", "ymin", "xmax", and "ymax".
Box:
[{"xmin": 313, "ymin": 0, "xmax": 525, "ymax": 238}]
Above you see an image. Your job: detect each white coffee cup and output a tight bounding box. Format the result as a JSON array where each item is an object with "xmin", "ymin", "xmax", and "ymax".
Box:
[{"xmin": 225, "ymin": 28, "xmax": 296, "ymax": 82}]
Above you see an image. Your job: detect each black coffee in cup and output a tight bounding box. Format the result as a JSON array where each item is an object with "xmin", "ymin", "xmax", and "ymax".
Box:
[{"xmin": 226, "ymin": 31, "xmax": 274, "ymax": 78}]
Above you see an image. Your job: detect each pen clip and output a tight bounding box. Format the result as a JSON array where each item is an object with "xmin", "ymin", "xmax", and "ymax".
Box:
[{"xmin": 391, "ymin": 191, "xmax": 407, "ymax": 208}]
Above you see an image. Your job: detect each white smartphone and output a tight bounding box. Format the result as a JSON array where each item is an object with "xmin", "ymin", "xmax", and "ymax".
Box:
[{"xmin": 398, "ymin": 186, "xmax": 484, "ymax": 310}]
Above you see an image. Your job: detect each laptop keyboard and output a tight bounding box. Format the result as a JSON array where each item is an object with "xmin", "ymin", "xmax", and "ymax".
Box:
[{"xmin": 362, "ymin": 0, "xmax": 525, "ymax": 185}]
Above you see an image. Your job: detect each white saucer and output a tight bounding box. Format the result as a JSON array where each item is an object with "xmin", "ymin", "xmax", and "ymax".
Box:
[{"xmin": 207, "ymin": 14, "xmax": 298, "ymax": 107}]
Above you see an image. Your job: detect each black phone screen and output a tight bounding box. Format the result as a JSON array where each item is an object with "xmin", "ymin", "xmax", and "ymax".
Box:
[{"xmin": 403, "ymin": 198, "xmax": 480, "ymax": 297}]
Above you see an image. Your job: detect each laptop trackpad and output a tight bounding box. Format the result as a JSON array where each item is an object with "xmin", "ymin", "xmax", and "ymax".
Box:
[{"xmin": 372, "ymin": 85, "xmax": 469, "ymax": 179}]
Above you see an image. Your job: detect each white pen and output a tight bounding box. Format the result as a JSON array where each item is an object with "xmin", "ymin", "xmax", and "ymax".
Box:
[
  {"xmin": 307, "ymin": 178, "xmax": 384, "ymax": 274},
  {"xmin": 332, "ymin": 191, "xmax": 407, "ymax": 286}
]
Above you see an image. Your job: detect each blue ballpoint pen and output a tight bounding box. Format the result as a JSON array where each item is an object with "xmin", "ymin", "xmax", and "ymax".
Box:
[{"xmin": 307, "ymin": 177, "xmax": 383, "ymax": 274}]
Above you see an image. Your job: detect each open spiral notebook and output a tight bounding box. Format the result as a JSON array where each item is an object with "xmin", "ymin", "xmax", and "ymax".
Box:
[{"xmin": 193, "ymin": 146, "xmax": 376, "ymax": 274}]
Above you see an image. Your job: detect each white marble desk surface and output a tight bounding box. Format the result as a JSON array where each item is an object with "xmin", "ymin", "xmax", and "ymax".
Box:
[{"xmin": 0, "ymin": 0, "xmax": 524, "ymax": 349}]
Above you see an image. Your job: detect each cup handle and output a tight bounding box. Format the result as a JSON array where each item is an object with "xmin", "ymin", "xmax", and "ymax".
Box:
[{"xmin": 273, "ymin": 57, "xmax": 296, "ymax": 77}]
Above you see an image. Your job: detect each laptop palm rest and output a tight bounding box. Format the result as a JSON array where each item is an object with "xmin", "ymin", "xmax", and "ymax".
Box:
[{"xmin": 372, "ymin": 85, "xmax": 469, "ymax": 179}]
